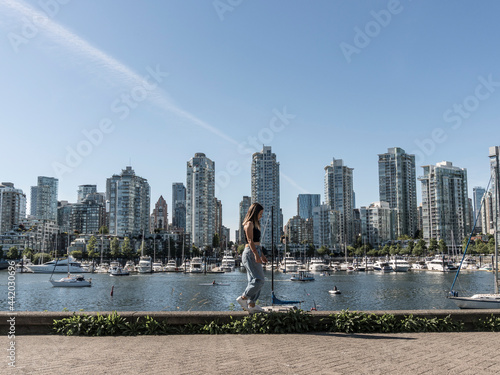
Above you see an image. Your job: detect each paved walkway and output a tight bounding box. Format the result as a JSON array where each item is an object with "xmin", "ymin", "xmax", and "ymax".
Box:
[
  {"xmin": 7, "ymin": 332, "xmax": 500, "ymax": 374},
  {"xmin": 6, "ymin": 332, "xmax": 500, "ymax": 375}
]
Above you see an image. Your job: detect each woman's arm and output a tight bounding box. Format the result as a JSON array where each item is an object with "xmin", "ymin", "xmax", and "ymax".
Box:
[{"xmin": 244, "ymin": 221, "xmax": 262, "ymax": 263}]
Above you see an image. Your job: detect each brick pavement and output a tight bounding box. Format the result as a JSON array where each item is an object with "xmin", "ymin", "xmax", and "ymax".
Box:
[{"xmin": 7, "ymin": 332, "xmax": 500, "ymax": 375}]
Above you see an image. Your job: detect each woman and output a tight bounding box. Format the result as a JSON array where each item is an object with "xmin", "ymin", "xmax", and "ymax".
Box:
[{"xmin": 236, "ymin": 202, "xmax": 267, "ymax": 313}]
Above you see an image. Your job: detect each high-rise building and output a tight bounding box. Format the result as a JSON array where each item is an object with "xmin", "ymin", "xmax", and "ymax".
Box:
[
  {"xmin": 0, "ymin": 182, "xmax": 26, "ymax": 235},
  {"xmin": 251, "ymin": 146, "xmax": 280, "ymax": 249},
  {"xmin": 324, "ymin": 158, "xmax": 354, "ymax": 246},
  {"xmin": 71, "ymin": 193, "xmax": 106, "ymax": 235},
  {"xmin": 489, "ymin": 146, "xmax": 500, "ymax": 237},
  {"xmin": 297, "ymin": 194, "xmax": 321, "ymax": 219},
  {"xmin": 214, "ymin": 198, "xmax": 223, "ymax": 243},
  {"xmin": 419, "ymin": 161, "xmax": 470, "ymax": 247},
  {"xmin": 238, "ymin": 196, "xmax": 252, "ymax": 243},
  {"xmin": 186, "ymin": 153, "xmax": 215, "ymax": 248},
  {"xmin": 106, "ymin": 166, "xmax": 150, "ymax": 237},
  {"xmin": 378, "ymin": 147, "xmax": 418, "ymax": 238},
  {"xmin": 172, "ymin": 183, "xmax": 186, "ymax": 231},
  {"xmin": 360, "ymin": 202, "xmax": 395, "ymax": 249},
  {"xmin": 312, "ymin": 204, "xmax": 331, "ymax": 247},
  {"xmin": 151, "ymin": 196, "xmax": 168, "ymax": 232},
  {"xmin": 32, "ymin": 176, "xmax": 58, "ymax": 221},
  {"xmin": 57, "ymin": 201, "xmax": 73, "ymax": 233},
  {"xmin": 77, "ymin": 185, "xmax": 97, "ymax": 203},
  {"xmin": 285, "ymin": 215, "xmax": 306, "ymax": 244}
]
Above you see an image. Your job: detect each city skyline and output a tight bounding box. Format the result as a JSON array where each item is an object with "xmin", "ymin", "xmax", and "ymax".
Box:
[{"xmin": 1, "ymin": 1, "xmax": 499, "ymax": 239}]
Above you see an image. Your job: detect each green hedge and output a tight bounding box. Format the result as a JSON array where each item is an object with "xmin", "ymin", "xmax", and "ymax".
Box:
[{"xmin": 52, "ymin": 310, "xmax": 500, "ymax": 336}]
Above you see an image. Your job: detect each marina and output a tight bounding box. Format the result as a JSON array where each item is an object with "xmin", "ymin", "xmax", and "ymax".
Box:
[{"xmin": 2, "ymin": 266, "xmax": 497, "ymax": 312}]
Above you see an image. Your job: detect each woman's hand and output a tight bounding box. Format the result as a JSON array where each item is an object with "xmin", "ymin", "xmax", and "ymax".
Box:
[
  {"xmin": 254, "ymin": 252, "xmax": 262, "ymax": 263},
  {"xmin": 261, "ymin": 254, "xmax": 268, "ymax": 264}
]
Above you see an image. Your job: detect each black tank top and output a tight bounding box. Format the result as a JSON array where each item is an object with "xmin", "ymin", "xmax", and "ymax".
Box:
[{"xmin": 245, "ymin": 224, "xmax": 261, "ymax": 243}]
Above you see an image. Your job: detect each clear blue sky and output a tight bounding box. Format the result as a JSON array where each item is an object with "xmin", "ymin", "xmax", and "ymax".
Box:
[{"xmin": 1, "ymin": 0, "xmax": 499, "ymax": 240}]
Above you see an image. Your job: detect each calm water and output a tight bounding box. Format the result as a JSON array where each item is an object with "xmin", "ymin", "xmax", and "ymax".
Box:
[{"xmin": 1, "ymin": 269, "xmax": 496, "ymax": 312}]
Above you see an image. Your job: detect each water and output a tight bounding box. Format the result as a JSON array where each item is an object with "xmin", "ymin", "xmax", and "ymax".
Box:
[{"xmin": 1, "ymin": 269, "xmax": 496, "ymax": 312}]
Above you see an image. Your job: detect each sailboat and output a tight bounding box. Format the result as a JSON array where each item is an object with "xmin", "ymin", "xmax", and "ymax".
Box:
[
  {"xmin": 50, "ymin": 247, "xmax": 92, "ymax": 287},
  {"xmin": 136, "ymin": 233, "xmax": 152, "ymax": 273},
  {"xmin": 449, "ymin": 147, "xmax": 500, "ymax": 308}
]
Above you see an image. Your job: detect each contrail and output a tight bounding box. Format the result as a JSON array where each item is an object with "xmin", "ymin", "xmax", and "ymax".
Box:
[{"xmin": 1, "ymin": 0, "xmax": 239, "ymax": 146}]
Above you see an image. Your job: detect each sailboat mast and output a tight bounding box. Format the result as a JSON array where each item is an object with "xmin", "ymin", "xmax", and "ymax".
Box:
[{"xmin": 271, "ymin": 206, "xmax": 275, "ymax": 294}]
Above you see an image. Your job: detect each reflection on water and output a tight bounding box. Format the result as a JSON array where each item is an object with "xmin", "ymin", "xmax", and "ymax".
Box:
[{"xmin": 0, "ymin": 269, "xmax": 496, "ymax": 312}]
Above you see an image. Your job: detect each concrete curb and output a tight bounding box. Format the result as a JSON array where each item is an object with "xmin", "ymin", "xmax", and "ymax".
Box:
[{"xmin": 2, "ymin": 309, "xmax": 500, "ymax": 335}]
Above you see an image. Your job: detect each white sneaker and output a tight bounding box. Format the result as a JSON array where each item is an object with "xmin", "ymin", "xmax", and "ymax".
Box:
[
  {"xmin": 236, "ymin": 296, "xmax": 248, "ymax": 311},
  {"xmin": 248, "ymin": 305, "xmax": 266, "ymax": 314}
]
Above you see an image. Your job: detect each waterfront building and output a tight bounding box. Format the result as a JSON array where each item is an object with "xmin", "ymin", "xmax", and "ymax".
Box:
[
  {"xmin": 221, "ymin": 225, "xmax": 230, "ymax": 247},
  {"xmin": 214, "ymin": 198, "xmax": 223, "ymax": 244},
  {"xmin": 0, "ymin": 182, "xmax": 26, "ymax": 235},
  {"xmin": 57, "ymin": 201, "xmax": 73, "ymax": 234},
  {"xmin": 172, "ymin": 183, "xmax": 186, "ymax": 231},
  {"xmin": 251, "ymin": 146, "xmax": 281, "ymax": 249},
  {"xmin": 378, "ymin": 147, "xmax": 418, "ymax": 238},
  {"xmin": 71, "ymin": 193, "xmax": 106, "ymax": 235},
  {"xmin": 77, "ymin": 184, "xmax": 97, "ymax": 203},
  {"xmin": 31, "ymin": 176, "xmax": 58, "ymax": 221},
  {"xmin": 312, "ymin": 204, "xmax": 331, "ymax": 248},
  {"xmin": 285, "ymin": 215, "xmax": 306, "ymax": 244},
  {"xmin": 186, "ymin": 153, "xmax": 215, "ymax": 249},
  {"xmin": 473, "ymin": 187, "xmax": 486, "ymax": 231},
  {"xmin": 419, "ymin": 161, "xmax": 471, "ymax": 247},
  {"xmin": 238, "ymin": 196, "xmax": 251, "ymax": 243},
  {"xmin": 324, "ymin": 158, "xmax": 355, "ymax": 246},
  {"xmin": 151, "ymin": 196, "xmax": 168, "ymax": 232},
  {"xmin": 20, "ymin": 217, "xmax": 59, "ymax": 253},
  {"xmin": 106, "ymin": 166, "xmax": 150, "ymax": 237},
  {"xmin": 489, "ymin": 146, "xmax": 500, "ymax": 236},
  {"xmin": 481, "ymin": 190, "xmax": 495, "ymax": 235},
  {"xmin": 360, "ymin": 201, "xmax": 396, "ymax": 249},
  {"xmin": 297, "ymin": 194, "xmax": 320, "ymax": 220}
]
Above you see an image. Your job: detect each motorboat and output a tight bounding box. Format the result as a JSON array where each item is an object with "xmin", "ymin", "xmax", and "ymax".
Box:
[
  {"xmin": 50, "ymin": 274, "xmax": 92, "ymax": 287},
  {"xmin": 280, "ymin": 256, "xmax": 300, "ymax": 272},
  {"xmin": 94, "ymin": 263, "xmax": 109, "ymax": 273},
  {"xmin": 290, "ymin": 270, "xmax": 315, "ymax": 281},
  {"xmin": 123, "ymin": 260, "xmax": 136, "ymax": 273},
  {"xmin": 373, "ymin": 261, "xmax": 393, "ymax": 273},
  {"xmin": 411, "ymin": 261, "xmax": 427, "ymax": 270},
  {"xmin": 478, "ymin": 264, "xmax": 493, "ymax": 271},
  {"xmin": 27, "ymin": 256, "xmax": 87, "ymax": 273},
  {"xmin": 165, "ymin": 259, "xmax": 178, "ymax": 272},
  {"xmin": 388, "ymin": 257, "xmax": 411, "ymax": 272},
  {"xmin": 426, "ymin": 257, "xmax": 458, "ymax": 272},
  {"xmin": 136, "ymin": 255, "xmax": 152, "ymax": 273},
  {"xmin": 220, "ymin": 252, "xmax": 236, "ymax": 272},
  {"xmin": 308, "ymin": 258, "xmax": 329, "ymax": 272},
  {"xmin": 189, "ymin": 257, "xmax": 204, "ymax": 273},
  {"xmin": 109, "ymin": 262, "xmax": 129, "ymax": 276},
  {"xmin": 152, "ymin": 261, "xmax": 163, "ymax": 272},
  {"xmin": 328, "ymin": 286, "xmax": 341, "ymax": 295}
]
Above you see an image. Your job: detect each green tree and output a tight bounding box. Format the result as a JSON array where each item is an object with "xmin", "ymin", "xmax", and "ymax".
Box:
[
  {"xmin": 380, "ymin": 244, "xmax": 390, "ymax": 256},
  {"xmin": 306, "ymin": 244, "xmax": 315, "ymax": 257},
  {"xmin": 407, "ymin": 240, "xmax": 415, "ymax": 254},
  {"xmin": 121, "ymin": 237, "xmax": 133, "ymax": 259},
  {"xmin": 6, "ymin": 246, "xmax": 19, "ymax": 260},
  {"xmin": 99, "ymin": 226, "xmax": 109, "ymax": 235},
  {"xmin": 110, "ymin": 237, "xmax": 120, "ymax": 258},
  {"xmin": 237, "ymin": 244, "xmax": 245, "ymax": 255},
  {"xmin": 23, "ymin": 247, "xmax": 33, "ymax": 261},
  {"xmin": 212, "ymin": 233, "xmax": 220, "ymax": 249},
  {"xmin": 33, "ymin": 252, "xmax": 53, "ymax": 264},
  {"xmin": 413, "ymin": 239, "xmax": 427, "ymax": 257},
  {"xmin": 87, "ymin": 236, "xmax": 99, "ymax": 259},
  {"xmin": 399, "ymin": 245, "xmax": 410, "ymax": 256},
  {"xmin": 428, "ymin": 238, "xmax": 438, "ymax": 254},
  {"xmin": 191, "ymin": 244, "xmax": 200, "ymax": 257},
  {"xmin": 389, "ymin": 245, "xmax": 398, "ymax": 256},
  {"xmin": 487, "ymin": 237, "xmax": 495, "ymax": 254},
  {"xmin": 475, "ymin": 241, "xmax": 487, "ymax": 255},
  {"xmin": 317, "ymin": 245, "xmax": 328, "ymax": 256},
  {"xmin": 438, "ymin": 239, "xmax": 447, "ymax": 254},
  {"xmin": 70, "ymin": 250, "xmax": 83, "ymax": 259},
  {"xmin": 367, "ymin": 249, "xmax": 378, "ymax": 256}
]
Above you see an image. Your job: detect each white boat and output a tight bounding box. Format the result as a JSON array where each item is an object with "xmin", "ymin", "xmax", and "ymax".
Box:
[
  {"xmin": 280, "ymin": 256, "xmax": 300, "ymax": 272},
  {"xmin": 478, "ymin": 264, "xmax": 493, "ymax": 271},
  {"xmin": 388, "ymin": 257, "xmax": 410, "ymax": 272},
  {"xmin": 189, "ymin": 257, "xmax": 204, "ymax": 273},
  {"xmin": 373, "ymin": 261, "xmax": 393, "ymax": 272},
  {"xmin": 152, "ymin": 261, "xmax": 163, "ymax": 272},
  {"xmin": 290, "ymin": 270, "xmax": 315, "ymax": 281},
  {"xmin": 136, "ymin": 256, "xmax": 152, "ymax": 273},
  {"xmin": 411, "ymin": 261, "xmax": 427, "ymax": 270},
  {"xmin": 220, "ymin": 252, "xmax": 236, "ymax": 272},
  {"xmin": 123, "ymin": 260, "xmax": 136, "ymax": 273},
  {"xmin": 50, "ymin": 274, "xmax": 92, "ymax": 287},
  {"xmin": 109, "ymin": 261, "xmax": 129, "ymax": 276},
  {"xmin": 426, "ymin": 257, "xmax": 458, "ymax": 272},
  {"xmin": 27, "ymin": 256, "xmax": 87, "ymax": 273},
  {"xmin": 94, "ymin": 263, "xmax": 109, "ymax": 273},
  {"xmin": 165, "ymin": 259, "xmax": 178, "ymax": 272},
  {"xmin": 309, "ymin": 258, "xmax": 329, "ymax": 272},
  {"xmin": 328, "ymin": 286, "xmax": 341, "ymax": 295}
]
